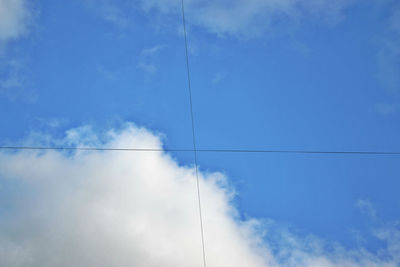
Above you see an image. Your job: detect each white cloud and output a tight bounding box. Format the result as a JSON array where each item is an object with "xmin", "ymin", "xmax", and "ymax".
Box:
[
  {"xmin": 141, "ymin": 0, "xmax": 354, "ymax": 37},
  {"xmin": 0, "ymin": 123, "xmax": 273, "ymax": 267},
  {"xmin": 0, "ymin": 0, "xmax": 32, "ymax": 45},
  {"xmin": 0, "ymin": 123, "xmax": 399, "ymax": 267}
]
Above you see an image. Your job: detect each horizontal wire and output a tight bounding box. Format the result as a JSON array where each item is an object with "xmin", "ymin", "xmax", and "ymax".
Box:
[{"xmin": 0, "ymin": 146, "xmax": 399, "ymax": 155}]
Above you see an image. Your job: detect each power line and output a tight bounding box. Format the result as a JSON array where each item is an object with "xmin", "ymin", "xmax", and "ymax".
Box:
[
  {"xmin": 197, "ymin": 149, "xmax": 400, "ymax": 155},
  {"xmin": 0, "ymin": 3, "xmax": 396, "ymax": 267},
  {"xmin": 0, "ymin": 146, "xmax": 168, "ymax": 152},
  {"xmin": 1, "ymin": 146, "xmax": 400, "ymax": 155},
  {"xmin": 180, "ymin": 0, "xmax": 207, "ymax": 266}
]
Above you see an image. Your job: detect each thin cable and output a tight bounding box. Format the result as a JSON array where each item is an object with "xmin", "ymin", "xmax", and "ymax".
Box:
[
  {"xmin": 180, "ymin": 0, "xmax": 207, "ymax": 266},
  {"xmin": 1, "ymin": 146, "xmax": 400, "ymax": 155},
  {"xmin": 197, "ymin": 149, "xmax": 400, "ymax": 155},
  {"xmin": 0, "ymin": 146, "xmax": 169, "ymax": 152}
]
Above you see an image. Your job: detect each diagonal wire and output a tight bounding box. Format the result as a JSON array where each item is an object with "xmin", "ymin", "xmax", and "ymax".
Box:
[{"xmin": 180, "ymin": 0, "xmax": 207, "ymax": 266}]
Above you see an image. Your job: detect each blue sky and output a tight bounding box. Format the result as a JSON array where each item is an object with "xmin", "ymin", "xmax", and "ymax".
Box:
[{"xmin": 1, "ymin": 0, "xmax": 400, "ymax": 266}]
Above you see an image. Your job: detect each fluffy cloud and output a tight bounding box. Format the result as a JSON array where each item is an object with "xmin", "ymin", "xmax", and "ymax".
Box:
[
  {"xmin": 0, "ymin": 124, "xmax": 274, "ymax": 267},
  {"xmin": 0, "ymin": 0, "xmax": 31, "ymax": 45},
  {"xmin": 0, "ymin": 123, "xmax": 399, "ymax": 266},
  {"xmin": 141, "ymin": 0, "xmax": 354, "ymax": 37}
]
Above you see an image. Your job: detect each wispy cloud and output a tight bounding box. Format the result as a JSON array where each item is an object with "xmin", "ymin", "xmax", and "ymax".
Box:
[
  {"xmin": 97, "ymin": 65, "xmax": 119, "ymax": 80},
  {"xmin": 0, "ymin": 123, "xmax": 399, "ymax": 266},
  {"xmin": 0, "ymin": 0, "xmax": 36, "ymax": 103},
  {"xmin": 79, "ymin": 0, "xmax": 355, "ymax": 38},
  {"xmin": 0, "ymin": 59, "xmax": 37, "ymax": 103},
  {"xmin": 212, "ymin": 71, "xmax": 227, "ymax": 84},
  {"xmin": 377, "ymin": 4, "xmax": 400, "ymax": 94},
  {"xmin": 375, "ymin": 3, "xmax": 400, "ymax": 114},
  {"xmin": 356, "ymin": 199, "xmax": 378, "ymax": 220},
  {"xmin": 374, "ymin": 103, "xmax": 398, "ymax": 115},
  {"xmin": 137, "ymin": 62, "xmax": 158, "ymax": 73},
  {"xmin": 140, "ymin": 45, "xmax": 164, "ymax": 56},
  {"xmin": 141, "ymin": 0, "xmax": 355, "ymax": 37},
  {"xmin": 0, "ymin": 0, "xmax": 33, "ymax": 48},
  {"xmin": 137, "ymin": 44, "xmax": 165, "ymax": 73},
  {"xmin": 377, "ymin": 42, "xmax": 400, "ymax": 96},
  {"xmin": 83, "ymin": 0, "xmax": 129, "ymax": 28},
  {"xmin": 33, "ymin": 117, "xmax": 69, "ymax": 129}
]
